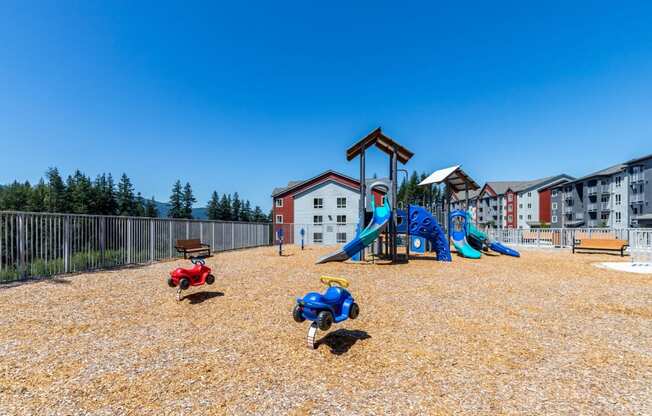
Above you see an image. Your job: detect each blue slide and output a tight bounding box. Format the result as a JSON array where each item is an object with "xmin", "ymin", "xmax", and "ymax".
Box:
[
  {"xmin": 449, "ymin": 210, "xmax": 482, "ymax": 259},
  {"xmin": 465, "ymin": 212, "xmax": 520, "ymax": 257},
  {"xmin": 316, "ymin": 199, "xmax": 391, "ymax": 264}
]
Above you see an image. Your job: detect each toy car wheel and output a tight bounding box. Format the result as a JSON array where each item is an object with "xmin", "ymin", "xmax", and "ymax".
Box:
[
  {"xmin": 349, "ymin": 302, "xmax": 360, "ymax": 319},
  {"xmin": 179, "ymin": 278, "xmax": 190, "ymax": 290},
  {"xmin": 316, "ymin": 311, "xmax": 333, "ymax": 331},
  {"xmin": 205, "ymin": 274, "xmax": 215, "ymax": 285},
  {"xmin": 167, "ymin": 277, "xmax": 176, "ymax": 288},
  {"xmin": 293, "ymin": 304, "xmax": 305, "ymax": 323}
]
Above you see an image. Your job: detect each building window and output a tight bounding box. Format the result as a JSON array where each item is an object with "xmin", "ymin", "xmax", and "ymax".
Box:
[
  {"xmin": 615, "ymin": 194, "xmax": 621, "ymax": 205},
  {"xmin": 508, "ymin": 205, "xmax": 513, "ymax": 212},
  {"xmin": 275, "ymin": 215, "xmax": 283, "ymax": 224},
  {"xmin": 313, "ymin": 215, "xmax": 323, "ymax": 225},
  {"xmin": 615, "ymin": 176, "xmax": 622, "ymax": 187},
  {"xmin": 528, "ymin": 192, "xmax": 532, "ymax": 197},
  {"xmin": 552, "ymin": 215, "xmax": 557, "ymax": 223},
  {"xmin": 600, "ymin": 212, "xmax": 609, "ymax": 220},
  {"xmin": 552, "ymin": 190, "xmax": 558, "ymax": 197},
  {"xmin": 527, "ymin": 215, "xmax": 532, "ymax": 220},
  {"xmin": 508, "ymin": 215, "xmax": 513, "ymax": 222},
  {"xmin": 313, "ymin": 198, "xmax": 323, "ymax": 209},
  {"xmin": 337, "ymin": 197, "xmax": 347, "ymax": 208},
  {"xmin": 275, "ymin": 198, "xmax": 283, "ymax": 208},
  {"xmin": 336, "ymin": 215, "xmax": 346, "ymax": 224},
  {"xmin": 519, "ymin": 215, "xmax": 523, "ymax": 220},
  {"xmin": 313, "ymin": 232, "xmax": 323, "ymax": 243},
  {"xmin": 508, "ymin": 194, "xmax": 513, "ymax": 202},
  {"xmin": 552, "ymin": 202, "xmax": 558, "ymax": 210},
  {"xmin": 519, "ymin": 204, "xmax": 523, "ymax": 209},
  {"xmin": 527, "ymin": 203, "xmax": 532, "ymax": 209},
  {"xmin": 336, "ymin": 232, "xmax": 347, "ymax": 243}
]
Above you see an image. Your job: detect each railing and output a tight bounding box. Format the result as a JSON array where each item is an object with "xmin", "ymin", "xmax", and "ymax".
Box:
[
  {"xmin": 273, "ymin": 223, "xmax": 358, "ymax": 246},
  {"xmin": 600, "ymin": 186, "xmax": 611, "ymax": 194},
  {"xmin": 0, "ymin": 211, "xmax": 272, "ymax": 283},
  {"xmin": 600, "ymin": 202, "xmax": 610, "ymax": 211},
  {"xmin": 588, "ymin": 220, "xmax": 598, "ymax": 227},
  {"xmin": 630, "ymin": 229, "xmax": 652, "ymax": 264},
  {"xmin": 484, "ymin": 227, "xmax": 648, "ymax": 249},
  {"xmin": 564, "ymin": 206, "xmax": 574, "ymax": 214},
  {"xmin": 587, "ymin": 203, "xmax": 598, "ymax": 211},
  {"xmin": 631, "ymin": 172, "xmax": 645, "ymax": 183},
  {"xmin": 587, "ymin": 187, "xmax": 597, "ymax": 195},
  {"xmin": 630, "ymin": 194, "xmax": 645, "ymax": 203}
]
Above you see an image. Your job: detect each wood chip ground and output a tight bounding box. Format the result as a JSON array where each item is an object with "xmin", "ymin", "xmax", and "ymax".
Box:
[{"xmin": 1, "ymin": 246, "xmax": 651, "ymax": 415}]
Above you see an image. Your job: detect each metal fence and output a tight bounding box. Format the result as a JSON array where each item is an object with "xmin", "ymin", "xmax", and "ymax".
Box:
[
  {"xmin": 273, "ymin": 223, "xmax": 358, "ymax": 246},
  {"xmin": 0, "ymin": 211, "xmax": 272, "ymax": 283},
  {"xmin": 484, "ymin": 227, "xmax": 652, "ymax": 250}
]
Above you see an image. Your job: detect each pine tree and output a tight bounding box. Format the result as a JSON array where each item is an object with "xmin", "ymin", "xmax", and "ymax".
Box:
[
  {"xmin": 29, "ymin": 179, "xmax": 48, "ymax": 212},
  {"xmin": 134, "ymin": 192, "xmax": 146, "ymax": 217},
  {"xmin": 145, "ymin": 197, "xmax": 159, "ymax": 218},
  {"xmin": 45, "ymin": 167, "xmax": 67, "ymax": 213},
  {"xmin": 104, "ymin": 173, "xmax": 118, "ymax": 215},
  {"xmin": 182, "ymin": 182, "xmax": 196, "ymax": 219},
  {"xmin": 240, "ymin": 200, "xmax": 252, "ymax": 222},
  {"xmin": 207, "ymin": 191, "xmax": 220, "ymax": 220},
  {"xmin": 231, "ymin": 192, "xmax": 242, "ymax": 221},
  {"xmin": 168, "ymin": 180, "xmax": 184, "ymax": 218},
  {"xmin": 252, "ymin": 206, "xmax": 265, "ymax": 222},
  {"xmin": 217, "ymin": 194, "xmax": 231, "ymax": 220},
  {"xmin": 116, "ymin": 173, "xmax": 137, "ymax": 216},
  {"xmin": 0, "ymin": 181, "xmax": 32, "ymax": 211}
]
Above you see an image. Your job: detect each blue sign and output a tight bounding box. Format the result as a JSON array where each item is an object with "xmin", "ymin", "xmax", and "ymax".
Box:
[
  {"xmin": 411, "ymin": 236, "xmax": 426, "ymax": 254},
  {"xmin": 276, "ymin": 228, "xmax": 284, "ymax": 239},
  {"xmin": 300, "ymin": 228, "xmax": 305, "ymax": 237}
]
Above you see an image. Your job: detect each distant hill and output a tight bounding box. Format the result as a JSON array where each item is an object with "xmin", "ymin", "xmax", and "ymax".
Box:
[{"xmin": 153, "ymin": 200, "xmax": 208, "ymax": 219}]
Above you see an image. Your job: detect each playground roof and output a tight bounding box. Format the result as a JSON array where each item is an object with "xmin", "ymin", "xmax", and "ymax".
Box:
[
  {"xmin": 346, "ymin": 127, "xmax": 414, "ymax": 164},
  {"xmin": 418, "ymin": 165, "xmax": 480, "ymax": 192}
]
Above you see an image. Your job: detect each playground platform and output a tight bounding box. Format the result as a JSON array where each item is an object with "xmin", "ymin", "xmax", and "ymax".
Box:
[{"xmin": 1, "ymin": 246, "xmax": 650, "ymax": 415}]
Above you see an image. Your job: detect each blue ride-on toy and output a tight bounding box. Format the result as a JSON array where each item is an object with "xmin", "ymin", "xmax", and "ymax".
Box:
[{"xmin": 293, "ymin": 276, "xmax": 359, "ymax": 348}]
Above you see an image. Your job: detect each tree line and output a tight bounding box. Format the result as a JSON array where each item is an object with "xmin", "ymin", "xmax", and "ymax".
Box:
[
  {"xmin": 0, "ymin": 168, "xmax": 269, "ymax": 222},
  {"xmin": 397, "ymin": 171, "xmax": 442, "ymax": 208}
]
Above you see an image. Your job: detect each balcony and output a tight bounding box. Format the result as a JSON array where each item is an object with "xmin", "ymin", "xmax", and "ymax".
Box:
[
  {"xmin": 630, "ymin": 194, "xmax": 645, "ymax": 204},
  {"xmin": 588, "ymin": 220, "xmax": 598, "ymax": 227},
  {"xmin": 600, "ymin": 202, "xmax": 610, "ymax": 211},
  {"xmin": 600, "ymin": 186, "xmax": 611, "ymax": 194},
  {"xmin": 587, "ymin": 203, "xmax": 598, "ymax": 211},
  {"xmin": 575, "ymin": 212, "xmax": 584, "ymax": 220},
  {"xmin": 587, "ymin": 186, "xmax": 597, "ymax": 195},
  {"xmin": 564, "ymin": 206, "xmax": 574, "ymax": 214},
  {"xmin": 631, "ymin": 172, "xmax": 645, "ymax": 183},
  {"xmin": 563, "ymin": 192, "xmax": 574, "ymax": 200}
]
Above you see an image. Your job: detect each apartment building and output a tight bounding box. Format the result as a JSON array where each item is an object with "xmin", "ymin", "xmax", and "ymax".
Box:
[
  {"xmin": 549, "ymin": 154, "xmax": 652, "ymax": 228},
  {"xmin": 472, "ymin": 174, "xmax": 573, "ymax": 229}
]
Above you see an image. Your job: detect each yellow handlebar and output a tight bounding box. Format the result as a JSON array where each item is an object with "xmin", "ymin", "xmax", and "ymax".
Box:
[{"xmin": 320, "ymin": 276, "xmax": 349, "ymax": 288}]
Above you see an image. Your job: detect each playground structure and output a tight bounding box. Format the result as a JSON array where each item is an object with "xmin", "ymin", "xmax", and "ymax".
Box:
[{"xmin": 167, "ymin": 257, "xmax": 216, "ymax": 301}]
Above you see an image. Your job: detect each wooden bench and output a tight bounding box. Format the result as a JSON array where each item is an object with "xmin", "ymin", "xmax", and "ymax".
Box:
[
  {"xmin": 572, "ymin": 239, "xmax": 629, "ymax": 257},
  {"xmin": 175, "ymin": 239, "xmax": 211, "ymax": 259}
]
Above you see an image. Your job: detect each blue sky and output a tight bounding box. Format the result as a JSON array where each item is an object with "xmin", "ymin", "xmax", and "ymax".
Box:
[{"xmin": 1, "ymin": 1, "xmax": 651, "ymax": 209}]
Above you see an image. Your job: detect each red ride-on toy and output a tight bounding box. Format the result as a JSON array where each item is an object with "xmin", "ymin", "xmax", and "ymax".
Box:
[{"xmin": 167, "ymin": 257, "xmax": 215, "ymax": 301}]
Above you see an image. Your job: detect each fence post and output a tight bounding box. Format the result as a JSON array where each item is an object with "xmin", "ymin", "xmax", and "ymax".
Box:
[
  {"xmin": 127, "ymin": 218, "xmax": 132, "ymax": 264},
  {"xmin": 186, "ymin": 221, "xmax": 190, "ymax": 239},
  {"xmin": 200, "ymin": 222, "xmax": 203, "ymax": 242},
  {"xmin": 169, "ymin": 221, "xmax": 173, "ymax": 258},
  {"xmin": 212, "ymin": 223, "xmax": 215, "ymax": 251},
  {"xmin": 232, "ymin": 223, "xmax": 235, "ymax": 250},
  {"xmin": 99, "ymin": 217, "xmax": 106, "ymax": 266},
  {"xmin": 63, "ymin": 215, "xmax": 70, "ymax": 273},
  {"xmin": 17, "ymin": 213, "xmax": 25, "ymax": 277},
  {"xmin": 150, "ymin": 219, "xmax": 155, "ymax": 263}
]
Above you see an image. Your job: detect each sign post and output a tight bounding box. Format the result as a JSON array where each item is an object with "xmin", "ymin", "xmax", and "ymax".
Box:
[
  {"xmin": 276, "ymin": 228, "xmax": 284, "ymax": 256},
  {"xmin": 300, "ymin": 228, "xmax": 305, "ymax": 250}
]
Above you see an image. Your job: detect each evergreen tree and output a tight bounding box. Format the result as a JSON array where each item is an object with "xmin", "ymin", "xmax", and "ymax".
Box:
[
  {"xmin": 182, "ymin": 182, "xmax": 196, "ymax": 219},
  {"xmin": 145, "ymin": 197, "xmax": 159, "ymax": 218},
  {"xmin": 240, "ymin": 200, "xmax": 252, "ymax": 222},
  {"xmin": 168, "ymin": 180, "xmax": 184, "ymax": 218},
  {"xmin": 207, "ymin": 191, "xmax": 220, "ymax": 220},
  {"xmin": 104, "ymin": 173, "xmax": 118, "ymax": 215},
  {"xmin": 0, "ymin": 181, "xmax": 32, "ymax": 211},
  {"xmin": 116, "ymin": 173, "xmax": 137, "ymax": 216},
  {"xmin": 134, "ymin": 192, "xmax": 146, "ymax": 217},
  {"xmin": 231, "ymin": 192, "xmax": 242, "ymax": 221},
  {"xmin": 29, "ymin": 179, "xmax": 48, "ymax": 212},
  {"xmin": 252, "ymin": 205, "xmax": 265, "ymax": 222},
  {"xmin": 45, "ymin": 167, "xmax": 67, "ymax": 213},
  {"xmin": 217, "ymin": 193, "xmax": 232, "ymax": 220},
  {"xmin": 66, "ymin": 170, "xmax": 94, "ymax": 214}
]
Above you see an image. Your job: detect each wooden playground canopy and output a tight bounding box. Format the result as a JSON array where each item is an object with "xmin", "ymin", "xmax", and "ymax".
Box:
[
  {"xmin": 418, "ymin": 165, "xmax": 480, "ymax": 192},
  {"xmin": 346, "ymin": 127, "xmax": 414, "ymax": 164}
]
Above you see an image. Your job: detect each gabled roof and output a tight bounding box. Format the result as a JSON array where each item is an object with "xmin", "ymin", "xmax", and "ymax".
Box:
[
  {"xmin": 568, "ymin": 163, "xmax": 627, "ymax": 184},
  {"xmin": 478, "ymin": 175, "xmax": 573, "ymax": 197},
  {"xmin": 625, "ymin": 153, "xmax": 652, "ymax": 165},
  {"xmin": 271, "ymin": 170, "xmax": 358, "ymax": 197},
  {"xmin": 346, "ymin": 127, "xmax": 414, "ymax": 164},
  {"xmin": 418, "ymin": 165, "xmax": 480, "ymax": 192}
]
